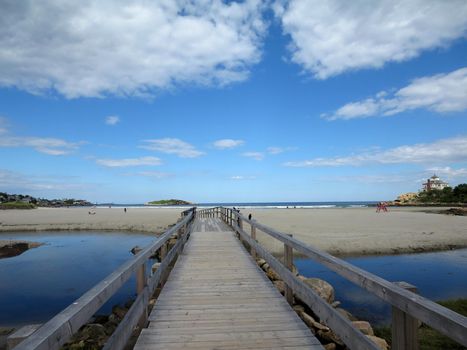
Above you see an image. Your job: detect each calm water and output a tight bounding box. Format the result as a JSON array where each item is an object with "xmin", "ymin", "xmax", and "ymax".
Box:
[
  {"xmin": 0, "ymin": 231, "xmax": 155, "ymax": 327},
  {"xmin": 295, "ymin": 248, "xmax": 467, "ymax": 326}
]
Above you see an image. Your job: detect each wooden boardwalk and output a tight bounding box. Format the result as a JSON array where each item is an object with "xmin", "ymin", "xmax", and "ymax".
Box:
[{"xmin": 134, "ymin": 217, "xmax": 323, "ymax": 349}]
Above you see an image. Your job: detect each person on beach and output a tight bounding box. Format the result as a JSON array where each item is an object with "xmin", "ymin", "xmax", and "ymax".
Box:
[
  {"xmin": 248, "ymin": 213, "xmax": 252, "ymax": 221},
  {"xmin": 124, "ymin": 208, "xmax": 127, "ymax": 213}
]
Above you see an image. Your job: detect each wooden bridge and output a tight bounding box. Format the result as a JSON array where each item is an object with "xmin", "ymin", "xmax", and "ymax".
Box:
[{"xmin": 12, "ymin": 207, "xmax": 467, "ymax": 350}]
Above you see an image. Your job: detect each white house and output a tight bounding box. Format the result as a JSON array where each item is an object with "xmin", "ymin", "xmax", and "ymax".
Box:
[{"xmin": 422, "ymin": 174, "xmax": 449, "ymax": 191}]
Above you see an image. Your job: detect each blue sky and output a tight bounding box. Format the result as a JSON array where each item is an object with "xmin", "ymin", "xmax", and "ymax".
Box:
[{"xmin": 1, "ymin": 1, "xmax": 466, "ymax": 203}]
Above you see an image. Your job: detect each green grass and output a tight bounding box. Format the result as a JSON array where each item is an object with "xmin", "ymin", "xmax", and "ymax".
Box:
[
  {"xmin": 0, "ymin": 201, "xmax": 36, "ymax": 209},
  {"xmin": 374, "ymin": 299, "xmax": 467, "ymax": 350}
]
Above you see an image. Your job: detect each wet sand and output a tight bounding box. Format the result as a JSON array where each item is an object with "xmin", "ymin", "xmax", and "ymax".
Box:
[{"xmin": 1, "ymin": 207, "xmax": 466, "ymax": 256}]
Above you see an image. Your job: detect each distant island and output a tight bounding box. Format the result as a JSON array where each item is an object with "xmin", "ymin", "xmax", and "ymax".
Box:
[
  {"xmin": 0, "ymin": 192, "xmax": 92, "ymax": 209},
  {"xmin": 145, "ymin": 199, "xmax": 192, "ymax": 206}
]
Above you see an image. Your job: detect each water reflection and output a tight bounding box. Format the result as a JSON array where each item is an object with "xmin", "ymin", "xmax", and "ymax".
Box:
[
  {"xmin": 0, "ymin": 231, "xmax": 156, "ymax": 327},
  {"xmin": 295, "ymin": 248, "xmax": 467, "ymax": 326}
]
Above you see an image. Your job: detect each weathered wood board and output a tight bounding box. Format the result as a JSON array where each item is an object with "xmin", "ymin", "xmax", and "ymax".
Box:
[{"xmin": 134, "ymin": 217, "xmax": 323, "ymax": 350}]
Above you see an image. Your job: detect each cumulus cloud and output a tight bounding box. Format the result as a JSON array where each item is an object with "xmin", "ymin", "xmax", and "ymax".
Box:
[
  {"xmin": 266, "ymin": 146, "xmax": 296, "ymax": 154},
  {"xmin": 213, "ymin": 139, "xmax": 244, "ymax": 149},
  {"xmin": 105, "ymin": 116, "xmax": 120, "ymax": 125},
  {"xmin": 141, "ymin": 138, "xmax": 204, "ymax": 158},
  {"xmin": 275, "ymin": 0, "xmax": 467, "ymax": 78},
  {"xmin": 284, "ymin": 136, "xmax": 467, "ymax": 167},
  {"xmin": 96, "ymin": 156, "xmax": 162, "ymax": 167},
  {"xmin": 325, "ymin": 68, "xmax": 467, "ymax": 120},
  {"xmin": 0, "ymin": 0, "xmax": 267, "ymax": 98},
  {"xmin": 242, "ymin": 151, "xmax": 264, "ymax": 160}
]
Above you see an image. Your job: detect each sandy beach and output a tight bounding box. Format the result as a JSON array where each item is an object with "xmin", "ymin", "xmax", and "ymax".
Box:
[
  {"xmin": 0, "ymin": 207, "xmax": 183, "ymax": 234},
  {"xmin": 0, "ymin": 207, "xmax": 466, "ymax": 256}
]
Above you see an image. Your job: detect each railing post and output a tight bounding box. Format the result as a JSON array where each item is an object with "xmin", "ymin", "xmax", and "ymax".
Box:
[
  {"xmin": 392, "ymin": 281, "xmax": 419, "ymax": 350},
  {"xmin": 136, "ymin": 261, "xmax": 147, "ymax": 328},
  {"xmin": 251, "ymin": 223, "xmax": 257, "ymax": 260},
  {"xmin": 284, "ymin": 234, "xmax": 294, "ymax": 305}
]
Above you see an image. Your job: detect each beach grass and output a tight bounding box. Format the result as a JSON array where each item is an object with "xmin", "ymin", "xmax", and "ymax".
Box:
[
  {"xmin": 0, "ymin": 201, "xmax": 36, "ymax": 209},
  {"xmin": 374, "ymin": 298, "xmax": 467, "ymax": 350}
]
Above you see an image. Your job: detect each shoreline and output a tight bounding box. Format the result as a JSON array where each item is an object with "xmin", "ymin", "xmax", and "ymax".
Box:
[{"xmin": 1, "ymin": 207, "xmax": 466, "ymax": 257}]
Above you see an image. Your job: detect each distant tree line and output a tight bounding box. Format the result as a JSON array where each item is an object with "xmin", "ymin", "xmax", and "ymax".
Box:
[{"xmin": 417, "ymin": 184, "xmax": 467, "ymax": 203}]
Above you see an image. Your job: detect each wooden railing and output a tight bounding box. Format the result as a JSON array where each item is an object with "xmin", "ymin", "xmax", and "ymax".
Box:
[
  {"xmin": 197, "ymin": 206, "xmax": 467, "ymax": 350},
  {"xmin": 15, "ymin": 211, "xmax": 195, "ymax": 350}
]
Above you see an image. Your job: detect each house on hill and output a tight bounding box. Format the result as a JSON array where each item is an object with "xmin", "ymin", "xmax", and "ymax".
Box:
[{"xmin": 422, "ymin": 174, "xmax": 449, "ymax": 191}]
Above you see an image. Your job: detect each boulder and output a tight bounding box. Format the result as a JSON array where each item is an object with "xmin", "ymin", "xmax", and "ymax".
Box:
[
  {"xmin": 112, "ymin": 305, "xmax": 127, "ymax": 319},
  {"xmin": 256, "ymin": 258, "xmax": 266, "ymax": 267},
  {"xmin": 302, "ymin": 277, "xmax": 335, "ymax": 304},
  {"xmin": 152, "ymin": 262, "xmax": 161, "ymax": 273},
  {"xmin": 261, "ymin": 263, "xmax": 270, "ymax": 272},
  {"xmin": 299, "ymin": 312, "xmax": 329, "ymax": 332},
  {"xmin": 317, "ymin": 329, "xmax": 344, "ymax": 346},
  {"xmin": 273, "ymin": 280, "xmax": 285, "ymax": 295},
  {"xmin": 366, "ymin": 335, "xmax": 389, "ymax": 350},
  {"xmin": 352, "ymin": 320, "xmax": 374, "ymax": 336},
  {"xmin": 130, "ymin": 246, "xmax": 142, "ymax": 255},
  {"xmin": 336, "ymin": 307, "xmax": 357, "ymax": 321},
  {"xmin": 266, "ymin": 267, "xmax": 281, "ymax": 281}
]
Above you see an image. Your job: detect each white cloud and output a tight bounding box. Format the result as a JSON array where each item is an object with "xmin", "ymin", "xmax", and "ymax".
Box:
[
  {"xmin": 0, "ymin": 1, "xmax": 267, "ymax": 98},
  {"xmin": 325, "ymin": 68, "xmax": 467, "ymax": 120},
  {"xmin": 0, "ymin": 169, "xmax": 91, "ymax": 192},
  {"xmin": 213, "ymin": 139, "xmax": 244, "ymax": 149},
  {"xmin": 96, "ymin": 156, "xmax": 162, "ymax": 167},
  {"xmin": 275, "ymin": 0, "xmax": 467, "ymax": 78},
  {"xmin": 267, "ymin": 146, "xmax": 296, "ymax": 154},
  {"xmin": 0, "ymin": 117, "xmax": 8, "ymax": 134},
  {"xmin": 141, "ymin": 138, "xmax": 204, "ymax": 158},
  {"xmin": 105, "ymin": 116, "xmax": 120, "ymax": 125},
  {"xmin": 242, "ymin": 151, "xmax": 264, "ymax": 160},
  {"xmin": 230, "ymin": 175, "xmax": 256, "ymax": 180},
  {"xmin": 284, "ymin": 136, "xmax": 467, "ymax": 167},
  {"xmin": 0, "ymin": 136, "xmax": 80, "ymax": 155},
  {"xmin": 426, "ymin": 167, "xmax": 467, "ymax": 178}
]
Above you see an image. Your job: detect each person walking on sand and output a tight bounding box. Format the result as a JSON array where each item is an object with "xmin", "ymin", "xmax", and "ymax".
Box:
[
  {"xmin": 124, "ymin": 207, "xmax": 127, "ymax": 213},
  {"xmin": 248, "ymin": 213, "xmax": 252, "ymax": 221}
]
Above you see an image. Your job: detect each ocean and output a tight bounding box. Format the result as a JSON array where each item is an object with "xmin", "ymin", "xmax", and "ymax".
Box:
[{"xmin": 95, "ymin": 201, "xmax": 377, "ymax": 209}]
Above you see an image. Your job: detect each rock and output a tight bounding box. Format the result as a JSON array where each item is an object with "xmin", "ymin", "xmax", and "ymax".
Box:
[
  {"xmin": 256, "ymin": 258, "xmax": 266, "ymax": 267},
  {"xmin": 152, "ymin": 262, "xmax": 161, "ymax": 273},
  {"xmin": 130, "ymin": 246, "xmax": 142, "ymax": 255},
  {"xmin": 112, "ymin": 305, "xmax": 127, "ymax": 319},
  {"xmin": 331, "ymin": 301, "xmax": 341, "ymax": 308},
  {"xmin": 299, "ymin": 312, "xmax": 329, "ymax": 331},
  {"xmin": 323, "ymin": 343, "xmax": 336, "ymax": 350},
  {"xmin": 261, "ymin": 263, "xmax": 270, "ymax": 272},
  {"xmin": 302, "ymin": 277, "xmax": 335, "ymax": 304},
  {"xmin": 273, "ymin": 280, "xmax": 285, "ymax": 295},
  {"xmin": 352, "ymin": 320, "xmax": 374, "ymax": 336},
  {"xmin": 266, "ymin": 267, "xmax": 281, "ymax": 281},
  {"xmin": 293, "ymin": 305, "xmax": 305, "ymax": 314},
  {"xmin": 366, "ymin": 335, "xmax": 389, "ymax": 350},
  {"xmin": 336, "ymin": 308, "xmax": 357, "ymax": 321},
  {"xmin": 317, "ymin": 329, "xmax": 344, "ymax": 346}
]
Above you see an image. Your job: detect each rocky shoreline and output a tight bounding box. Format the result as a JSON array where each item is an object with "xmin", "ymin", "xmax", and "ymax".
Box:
[{"xmin": 255, "ymin": 258, "xmax": 388, "ymax": 350}]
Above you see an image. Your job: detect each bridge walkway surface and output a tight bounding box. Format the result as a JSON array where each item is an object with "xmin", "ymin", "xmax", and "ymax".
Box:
[{"xmin": 133, "ymin": 217, "xmax": 323, "ymax": 349}]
